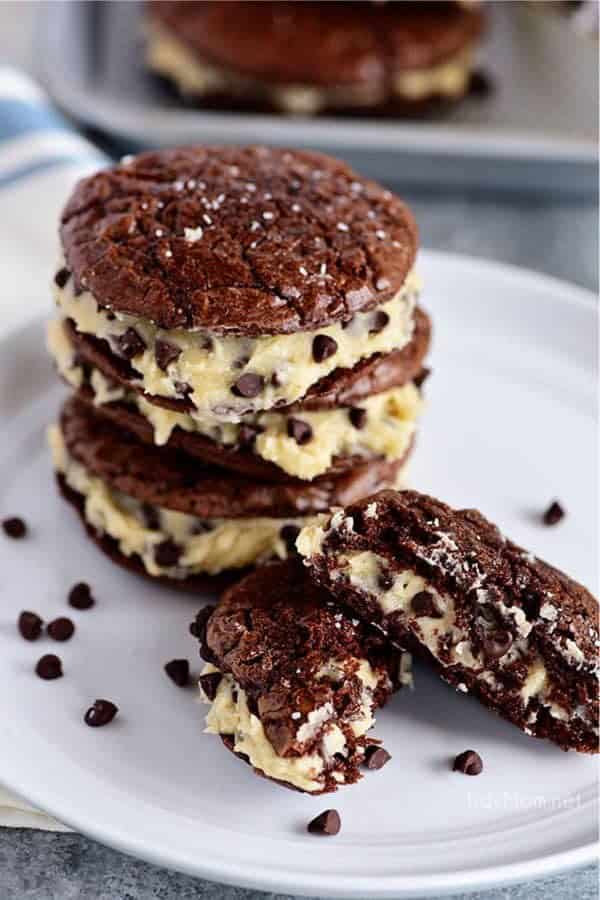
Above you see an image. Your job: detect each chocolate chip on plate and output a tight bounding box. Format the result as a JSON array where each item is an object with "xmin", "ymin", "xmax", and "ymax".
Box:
[
  {"xmin": 68, "ymin": 582, "xmax": 95, "ymax": 610},
  {"xmin": 349, "ymin": 407, "xmax": 367, "ymax": 430},
  {"xmin": 199, "ymin": 671, "xmax": 222, "ymax": 701},
  {"xmin": 287, "ymin": 417, "xmax": 313, "ymax": 445},
  {"xmin": 116, "ymin": 328, "xmax": 146, "ymax": 359},
  {"xmin": 35, "ymin": 654, "xmax": 63, "ymax": 680},
  {"xmin": 84, "ymin": 699, "xmax": 118, "ymax": 727},
  {"xmin": 307, "ymin": 809, "xmax": 341, "ymax": 836},
  {"xmin": 47, "ymin": 617, "xmax": 75, "ymax": 642},
  {"xmin": 18, "ymin": 611, "xmax": 43, "ymax": 641},
  {"xmin": 411, "ymin": 591, "xmax": 443, "ymax": 618},
  {"xmin": 482, "ymin": 629, "xmax": 513, "ymax": 660},
  {"xmin": 369, "ymin": 310, "xmax": 389, "ymax": 335},
  {"xmin": 543, "ymin": 501, "xmax": 565, "ymax": 526},
  {"xmin": 154, "ymin": 539, "xmax": 182, "ymax": 568},
  {"xmin": 231, "ymin": 373, "xmax": 264, "ymax": 398},
  {"xmin": 3, "ymin": 517, "xmax": 27, "ymax": 539},
  {"xmin": 453, "ymin": 750, "xmax": 483, "ymax": 776},
  {"xmin": 312, "ymin": 334, "xmax": 338, "ymax": 363},
  {"xmin": 155, "ymin": 339, "xmax": 181, "ymax": 371},
  {"xmin": 364, "ymin": 745, "xmax": 391, "ymax": 770},
  {"xmin": 54, "ymin": 267, "xmax": 71, "ymax": 288},
  {"xmin": 164, "ymin": 659, "xmax": 190, "ymax": 687}
]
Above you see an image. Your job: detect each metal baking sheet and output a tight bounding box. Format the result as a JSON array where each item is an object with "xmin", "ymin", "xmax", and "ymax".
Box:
[{"xmin": 37, "ymin": 1, "xmax": 598, "ymax": 194}]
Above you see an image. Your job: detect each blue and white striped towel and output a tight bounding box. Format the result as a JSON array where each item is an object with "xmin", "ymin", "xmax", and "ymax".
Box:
[{"xmin": 0, "ymin": 68, "xmax": 109, "ymax": 831}]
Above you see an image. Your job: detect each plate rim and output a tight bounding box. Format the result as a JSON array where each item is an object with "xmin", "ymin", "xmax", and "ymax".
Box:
[{"xmin": 0, "ymin": 250, "xmax": 597, "ymax": 898}]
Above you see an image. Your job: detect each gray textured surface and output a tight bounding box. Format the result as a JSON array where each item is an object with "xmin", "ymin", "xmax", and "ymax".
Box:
[{"xmin": 0, "ymin": 3, "xmax": 598, "ymax": 898}]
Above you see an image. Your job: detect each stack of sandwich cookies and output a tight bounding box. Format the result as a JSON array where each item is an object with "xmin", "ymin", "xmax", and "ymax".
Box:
[
  {"xmin": 194, "ymin": 560, "xmax": 405, "ymax": 793},
  {"xmin": 48, "ymin": 146, "xmax": 430, "ymax": 581},
  {"xmin": 298, "ymin": 490, "xmax": 599, "ymax": 753},
  {"xmin": 145, "ymin": 1, "xmax": 484, "ymax": 115}
]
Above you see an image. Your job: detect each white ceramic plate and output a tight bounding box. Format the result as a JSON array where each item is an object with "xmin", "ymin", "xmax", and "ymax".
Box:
[{"xmin": 0, "ymin": 252, "xmax": 597, "ymax": 898}]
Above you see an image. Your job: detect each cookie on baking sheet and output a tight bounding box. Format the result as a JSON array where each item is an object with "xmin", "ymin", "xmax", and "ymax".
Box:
[
  {"xmin": 194, "ymin": 560, "xmax": 407, "ymax": 793},
  {"xmin": 48, "ymin": 397, "xmax": 410, "ymax": 581},
  {"xmin": 145, "ymin": 1, "xmax": 484, "ymax": 115},
  {"xmin": 298, "ymin": 490, "xmax": 599, "ymax": 753}
]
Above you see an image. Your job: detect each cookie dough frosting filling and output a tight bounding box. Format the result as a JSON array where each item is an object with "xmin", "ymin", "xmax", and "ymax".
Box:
[
  {"xmin": 49, "ymin": 425, "xmax": 308, "ymax": 577},
  {"xmin": 298, "ymin": 491, "xmax": 599, "ymax": 753},
  {"xmin": 52, "ymin": 267, "xmax": 419, "ymax": 425}
]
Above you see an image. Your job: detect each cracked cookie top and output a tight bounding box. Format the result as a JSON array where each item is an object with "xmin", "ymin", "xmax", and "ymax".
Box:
[{"xmin": 59, "ymin": 145, "xmax": 418, "ymax": 336}]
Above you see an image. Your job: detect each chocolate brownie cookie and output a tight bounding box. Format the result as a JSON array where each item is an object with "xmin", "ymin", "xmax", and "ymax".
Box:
[
  {"xmin": 54, "ymin": 146, "xmax": 419, "ymax": 424},
  {"xmin": 298, "ymin": 490, "xmax": 599, "ymax": 753},
  {"xmin": 48, "ymin": 308, "xmax": 430, "ymax": 481},
  {"xmin": 195, "ymin": 560, "xmax": 407, "ymax": 793},
  {"xmin": 49, "ymin": 398, "xmax": 409, "ymax": 580},
  {"xmin": 146, "ymin": 2, "xmax": 484, "ymax": 114}
]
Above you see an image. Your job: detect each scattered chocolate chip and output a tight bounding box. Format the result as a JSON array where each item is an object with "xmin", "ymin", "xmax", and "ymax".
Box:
[
  {"xmin": 482, "ymin": 629, "xmax": 513, "ymax": 660},
  {"xmin": 238, "ymin": 424, "xmax": 263, "ymax": 448},
  {"xmin": 280, "ymin": 524, "xmax": 300, "ymax": 552},
  {"xmin": 369, "ymin": 310, "xmax": 389, "ymax": 335},
  {"xmin": 47, "ymin": 617, "xmax": 75, "ymax": 642},
  {"xmin": 155, "ymin": 339, "xmax": 181, "ymax": 371},
  {"xmin": 3, "ymin": 517, "xmax": 27, "ymax": 539},
  {"xmin": 364, "ymin": 745, "xmax": 391, "ymax": 770},
  {"xmin": 287, "ymin": 417, "xmax": 313, "ymax": 445},
  {"xmin": 116, "ymin": 328, "xmax": 146, "ymax": 359},
  {"xmin": 199, "ymin": 671, "xmax": 222, "ymax": 700},
  {"xmin": 543, "ymin": 501, "xmax": 565, "ymax": 526},
  {"xmin": 312, "ymin": 335, "xmax": 338, "ymax": 363},
  {"xmin": 18, "ymin": 611, "xmax": 43, "ymax": 641},
  {"xmin": 68, "ymin": 582, "xmax": 94, "ymax": 610},
  {"xmin": 231, "ymin": 373, "xmax": 264, "ymax": 398},
  {"xmin": 84, "ymin": 699, "xmax": 118, "ymax": 727},
  {"xmin": 349, "ymin": 407, "xmax": 367, "ymax": 430},
  {"xmin": 35, "ymin": 654, "xmax": 63, "ymax": 680},
  {"xmin": 453, "ymin": 750, "xmax": 483, "ymax": 776},
  {"xmin": 411, "ymin": 591, "xmax": 443, "ymax": 618},
  {"xmin": 54, "ymin": 267, "xmax": 71, "ymax": 288},
  {"xmin": 469, "ymin": 70, "xmax": 494, "ymax": 98},
  {"xmin": 164, "ymin": 659, "xmax": 190, "ymax": 687},
  {"xmin": 154, "ymin": 540, "xmax": 182, "ymax": 568},
  {"xmin": 307, "ymin": 809, "xmax": 341, "ymax": 836},
  {"xmin": 414, "ymin": 367, "xmax": 431, "ymax": 389}
]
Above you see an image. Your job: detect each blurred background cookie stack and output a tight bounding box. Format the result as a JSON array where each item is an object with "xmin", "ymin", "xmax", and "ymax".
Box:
[{"xmin": 46, "ymin": 145, "xmax": 431, "ymax": 585}]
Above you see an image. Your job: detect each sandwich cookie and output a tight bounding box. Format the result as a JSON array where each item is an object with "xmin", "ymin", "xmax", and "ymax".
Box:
[
  {"xmin": 298, "ymin": 490, "xmax": 599, "ymax": 753},
  {"xmin": 195, "ymin": 560, "xmax": 407, "ymax": 793}
]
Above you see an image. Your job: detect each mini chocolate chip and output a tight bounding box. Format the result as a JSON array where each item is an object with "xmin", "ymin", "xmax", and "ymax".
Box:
[
  {"xmin": 411, "ymin": 591, "xmax": 443, "ymax": 618},
  {"xmin": 287, "ymin": 417, "xmax": 313, "ymax": 445},
  {"xmin": 68, "ymin": 582, "xmax": 94, "ymax": 610},
  {"xmin": 84, "ymin": 699, "xmax": 118, "ymax": 727},
  {"xmin": 199, "ymin": 671, "xmax": 222, "ymax": 700},
  {"xmin": 155, "ymin": 339, "xmax": 181, "ymax": 371},
  {"xmin": 164, "ymin": 659, "xmax": 190, "ymax": 687},
  {"xmin": 378, "ymin": 568, "xmax": 394, "ymax": 591},
  {"xmin": 414, "ymin": 367, "xmax": 431, "ymax": 389},
  {"xmin": 116, "ymin": 328, "xmax": 146, "ymax": 359},
  {"xmin": 238, "ymin": 424, "xmax": 263, "ymax": 448},
  {"xmin": 3, "ymin": 517, "xmax": 27, "ymax": 539},
  {"xmin": 469, "ymin": 70, "xmax": 494, "ymax": 98},
  {"xmin": 174, "ymin": 380, "xmax": 193, "ymax": 397},
  {"xmin": 453, "ymin": 750, "xmax": 483, "ymax": 776},
  {"xmin": 369, "ymin": 310, "xmax": 389, "ymax": 335},
  {"xmin": 18, "ymin": 611, "xmax": 43, "ymax": 641},
  {"xmin": 154, "ymin": 540, "xmax": 182, "ymax": 568},
  {"xmin": 349, "ymin": 407, "xmax": 367, "ymax": 430},
  {"xmin": 543, "ymin": 501, "xmax": 565, "ymax": 526},
  {"xmin": 54, "ymin": 267, "xmax": 71, "ymax": 288},
  {"xmin": 47, "ymin": 617, "xmax": 75, "ymax": 642},
  {"xmin": 483, "ymin": 629, "xmax": 513, "ymax": 660},
  {"xmin": 364, "ymin": 745, "xmax": 391, "ymax": 770},
  {"xmin": 307, "ymin": 809, "xmax": 341, "ymax": 836},
  {"xmin": 280, "ymin": 524, "xmax": 300, "ymax": 552},
  {"xmin": 36, "ymin": 654, "xmax": 63, "ymax": 680},
  {"xmin": 312, "ymin": 335, "xmax": 338, "ymax": 363},
  {"xmin": 231, "ymin": 373, "xmax": 264, "ymax": 398}
]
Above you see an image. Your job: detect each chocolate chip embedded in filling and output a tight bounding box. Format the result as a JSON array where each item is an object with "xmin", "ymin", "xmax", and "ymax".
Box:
[
  {"xmin": 411, "ymin": 591, "xmax": 443, "ymax": 619},
  {"xmin": 155, "ymin": 339, "xmax": 182, "ymax": 372},
  {"xmin": 116, "ymin": 328, "xmax": 146, "ymax": 360},
  {"xmin": 349, "ymin": 407, "xmax": 367, "ymax": 430},
  {"xmin": 378, "ymin": 568, "xmax": 395, "ymax": 591},
  {"xmin": 237, "ymin": 424, "xmax": 263, "ymax": 448},
  {"xmin": 231, "ymin": 373, "xmax": 265, "ymax": 398},
  {"xmin": 280, "ymin": 524, "xmax": 301, "ymax": 552},
  {"xmin": 287, "ymin": 417, "xmax": 313, "ymax": 445},
  {"xmin": 54, "ymin": 267, "xmax": 71, "ymax": 288},
  {"xmin": 154, "ymin": 539, "xmax": 182, "ymax": 568},
  {"xmin": 312, "ymin": 334, "xmax": 338, "ymax": 363},
  {"xmin": 199, "ymin": 670, "xmax": 222, "ymax": 701},
  {"xmin": 142, "ymin": 503, "xmax": 161, "ymax": 530},
  {"xmin": 482, "ymin": 629, "xmax": 513, "ymax": 660},
  {"xmin": 369, "ymin": 310, "xmax": 390, "ymax": 335}
]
